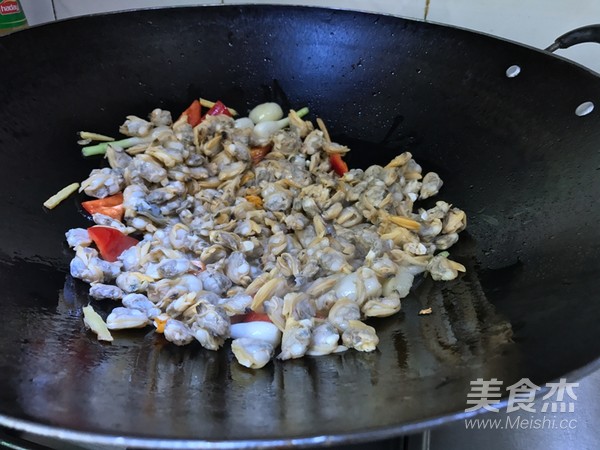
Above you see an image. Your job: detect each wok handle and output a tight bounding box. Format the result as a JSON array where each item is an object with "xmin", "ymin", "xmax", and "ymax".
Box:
[{"xmin": 545, "ymin": 24, "xmax": 600, "ymax": 52}]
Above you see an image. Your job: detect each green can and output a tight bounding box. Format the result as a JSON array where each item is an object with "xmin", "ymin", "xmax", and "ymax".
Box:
[{"xmin": 0, "ymin": 0, "xmax": 27, "ymax": 34}]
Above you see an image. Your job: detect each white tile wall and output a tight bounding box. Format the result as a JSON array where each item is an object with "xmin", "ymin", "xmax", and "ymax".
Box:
[
  {"xmin": 17, "ymin": 0, "xmax": 600, "ymax": 73},
  {"xmin": 20, "ymin": 0, "xmax": 55, "ymax": 24},
  {"xmin": 52, "ymin": 0, "xmax": 220, "ymax": 19},
  {"xmin": 426, "ymin": 0, "xmax": 600, "ymax": 73}
]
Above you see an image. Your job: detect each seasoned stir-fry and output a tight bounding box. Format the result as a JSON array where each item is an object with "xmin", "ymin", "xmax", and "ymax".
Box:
[{"xmin": 57, "ymin": 99, "xmax": 467, "ymax": 369}]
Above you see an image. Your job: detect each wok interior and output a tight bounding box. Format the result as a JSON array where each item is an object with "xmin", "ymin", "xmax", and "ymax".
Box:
[{"xmin": 0, "ymin": 5, "xmax": 599, "ymax": 444}]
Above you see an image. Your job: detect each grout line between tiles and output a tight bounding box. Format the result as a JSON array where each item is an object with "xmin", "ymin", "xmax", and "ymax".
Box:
[{"xmin": 50, "ymin": 0, "xmax": 57, "ymax": 20}]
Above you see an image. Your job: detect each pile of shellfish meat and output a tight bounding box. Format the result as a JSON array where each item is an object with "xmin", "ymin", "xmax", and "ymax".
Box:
[{"xmin": 67, "ymin": 105, "xmax": 467, "ymax": 369}]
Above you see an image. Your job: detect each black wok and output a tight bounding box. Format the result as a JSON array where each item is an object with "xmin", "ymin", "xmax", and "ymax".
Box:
[{"xmin": 0, "ymin": 5, "xmax": 599, "ymax": 448}]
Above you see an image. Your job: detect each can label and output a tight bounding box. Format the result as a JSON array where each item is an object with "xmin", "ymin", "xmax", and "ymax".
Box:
[{"xmin": 0, "ymin": 0, "xmax": 27, "ymax": 30}]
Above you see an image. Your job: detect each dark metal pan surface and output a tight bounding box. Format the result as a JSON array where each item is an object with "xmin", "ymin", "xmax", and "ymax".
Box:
[{"xmin": 0, "ymin": 5, "xmax": 599, "ymax": 448}]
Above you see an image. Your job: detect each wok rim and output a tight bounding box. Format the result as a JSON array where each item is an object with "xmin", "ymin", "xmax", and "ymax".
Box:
[
  {"xmin": 1, "ymin": 359, "xmax": 598, "ymax": 448},
  {"xmin": 11, "ymin": 3, "xmax": 600, "ymax": 80}
]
